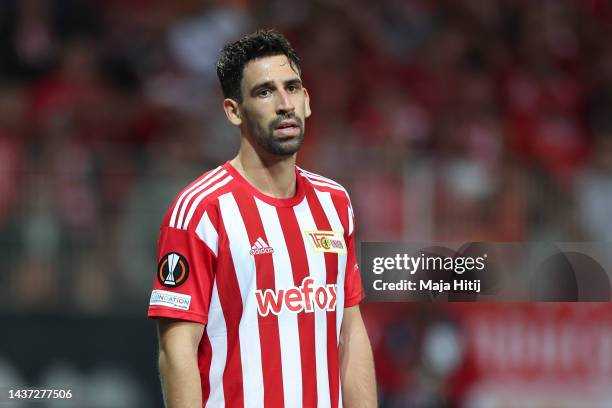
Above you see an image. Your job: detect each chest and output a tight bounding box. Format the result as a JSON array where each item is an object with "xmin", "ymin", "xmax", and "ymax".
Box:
[
  {"xmin": 217, "ymin": 194, "xmax": 346, "ymax": 279},
  {"xmin": 219, "ymin": 227, "xmax": 347, "ymax": 289}
]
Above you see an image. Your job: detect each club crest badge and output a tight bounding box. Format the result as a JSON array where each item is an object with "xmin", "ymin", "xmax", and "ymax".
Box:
[{"xmin": 305, "ymin": 230, "xmax": 347, "ymax": 254}]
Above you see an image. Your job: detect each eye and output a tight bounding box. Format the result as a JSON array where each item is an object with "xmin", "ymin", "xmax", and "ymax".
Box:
[
  {"xmin": 258, "ymin": 89, "xmax": 271, "ymax": 98},
  {"xmin": 287, "ymin": 84, "xmax": 300, "ymax": 93}
]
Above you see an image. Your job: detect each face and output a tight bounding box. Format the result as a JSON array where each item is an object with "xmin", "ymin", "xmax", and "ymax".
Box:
[{"xmin": 234, "ymin": 54, "xmax": 311, "ymax": 156}]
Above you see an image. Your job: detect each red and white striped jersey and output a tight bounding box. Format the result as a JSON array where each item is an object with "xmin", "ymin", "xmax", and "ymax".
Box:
[{"xmin": 148, "ymin": 161, "xmax": 364, "ymax": 408}]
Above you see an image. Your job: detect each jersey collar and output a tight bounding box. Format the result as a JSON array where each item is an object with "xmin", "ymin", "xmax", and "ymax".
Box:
[{"xmin": 223, "ymin": 161, "xmax": 306, "ymax": 207}]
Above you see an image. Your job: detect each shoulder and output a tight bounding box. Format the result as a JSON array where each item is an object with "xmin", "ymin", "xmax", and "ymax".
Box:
[
  {"xmin": 297, "ymin": 166, "xmax": 352, "ymax": 204},
  {"xmin": 298, "ymin": 167, "xmax": 356, "ymax": 235},
  {"xmin": 162, "ymin": 165, "xmax": 236, "ymax": 231}
]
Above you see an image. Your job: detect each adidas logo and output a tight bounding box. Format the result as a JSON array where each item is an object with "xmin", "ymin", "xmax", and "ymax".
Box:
[{"xmin": 249, "ymin": 237, "xmax": 274, "ymax": 256}]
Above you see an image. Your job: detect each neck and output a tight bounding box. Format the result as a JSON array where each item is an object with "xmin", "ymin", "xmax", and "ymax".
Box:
[{"xmin": 230, "ymin": 138, "xmax": 298, "ymax": 199}]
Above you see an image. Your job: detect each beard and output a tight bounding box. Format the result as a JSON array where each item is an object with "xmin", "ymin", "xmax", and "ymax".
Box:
[{"xmin": 247, "ymin": 113, "xmax": 305, "ymax": 156}]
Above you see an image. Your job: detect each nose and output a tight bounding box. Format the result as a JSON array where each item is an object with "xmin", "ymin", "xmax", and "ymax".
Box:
[{"xmin": 276, "ymin": 89, "xmax": 295, "ymax": 114}]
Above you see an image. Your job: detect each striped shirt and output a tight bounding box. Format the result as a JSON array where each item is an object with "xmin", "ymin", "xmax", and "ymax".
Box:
[{"xmin": 148, "ymin": 161, "xmax": 364, "ymax": 408}]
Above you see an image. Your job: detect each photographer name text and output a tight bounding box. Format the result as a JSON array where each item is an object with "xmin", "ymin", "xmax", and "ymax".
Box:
[{"xmin": 373, "ymin": 278, "xmax": 481, "ymax": 293}]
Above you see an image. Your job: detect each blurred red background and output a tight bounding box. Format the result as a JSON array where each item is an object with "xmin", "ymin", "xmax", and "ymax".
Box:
[{"xmin": 1, "ymin": 0, "xmax": 611, "ymax": 407}]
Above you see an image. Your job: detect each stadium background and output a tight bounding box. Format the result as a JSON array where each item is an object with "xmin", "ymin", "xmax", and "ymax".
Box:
[{"xmin": 1, "ymin": 0, "xmax": 611, "ymax": 406}]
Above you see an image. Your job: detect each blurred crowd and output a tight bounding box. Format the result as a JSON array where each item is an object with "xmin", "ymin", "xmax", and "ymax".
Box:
[
  {"xmin": 2, "ymin": 0, "xmax": 611, "ymax": 310},
  {"xmin": 1, "ymin": 0, "xmax": 612, "ymax": 406}
]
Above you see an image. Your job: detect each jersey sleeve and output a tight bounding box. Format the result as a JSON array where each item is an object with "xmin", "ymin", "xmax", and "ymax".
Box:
[
  {"xmin": 344, "ymin": 204, "xmax": 365, "ymax": 307},
  {"xmin": 147, "ymin": 213, "xmax": 217, "ymax": 324}
]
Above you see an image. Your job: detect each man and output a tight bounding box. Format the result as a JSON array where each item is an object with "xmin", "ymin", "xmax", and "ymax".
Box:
[{"xmin": 148, "ymin": 29, "xmax": 376, "ymax": 408}]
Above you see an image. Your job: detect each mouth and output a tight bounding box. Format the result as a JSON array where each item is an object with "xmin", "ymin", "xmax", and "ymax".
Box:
[{"xmin": 273, "ymin": 119, "xmax": 301, "ymax": 138}]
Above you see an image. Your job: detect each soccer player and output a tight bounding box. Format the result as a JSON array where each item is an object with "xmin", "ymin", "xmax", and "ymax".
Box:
[{"xmin": 148, "ymin": 29, "xmax": 376, "ymax": 408}]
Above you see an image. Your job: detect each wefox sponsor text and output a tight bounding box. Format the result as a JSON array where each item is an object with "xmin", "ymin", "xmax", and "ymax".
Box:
[{"xmin": 255, "ymin": 277, "xmax": 337, "ymax": 316}]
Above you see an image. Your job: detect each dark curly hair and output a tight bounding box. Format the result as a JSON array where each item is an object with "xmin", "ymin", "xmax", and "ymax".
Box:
[{"xmin": 216, "ymin": 29, "xmax": 301, "ymax": 102}]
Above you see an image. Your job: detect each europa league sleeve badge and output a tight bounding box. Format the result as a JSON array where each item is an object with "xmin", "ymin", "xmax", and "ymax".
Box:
[{"xmin": 158, "ymin": 252, "xmax": 190, "ymax": 288}]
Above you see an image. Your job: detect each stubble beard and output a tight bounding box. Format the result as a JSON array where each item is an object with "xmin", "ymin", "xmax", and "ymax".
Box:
[{"xmin": 247, "ymin": 114, "xmax": 305, "ymax": 157}]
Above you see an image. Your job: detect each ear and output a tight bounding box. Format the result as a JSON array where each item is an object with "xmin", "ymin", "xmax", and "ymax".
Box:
[
  {"xmin": 304, "ymin": 87, "xmax": 312, "ymax": 118},
  {"xmin": 223, "ymin": 98, "xmax": 242, "ymax": 126}
]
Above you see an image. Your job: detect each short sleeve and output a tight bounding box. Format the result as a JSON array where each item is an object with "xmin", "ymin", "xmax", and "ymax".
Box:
[
  {"xmin": 147, "ymin": 224, "xmax": 216, "ymax": 324},
  {"xmin": 344, "ymin": 210, "xmax": 365, "ymax": 307}
]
